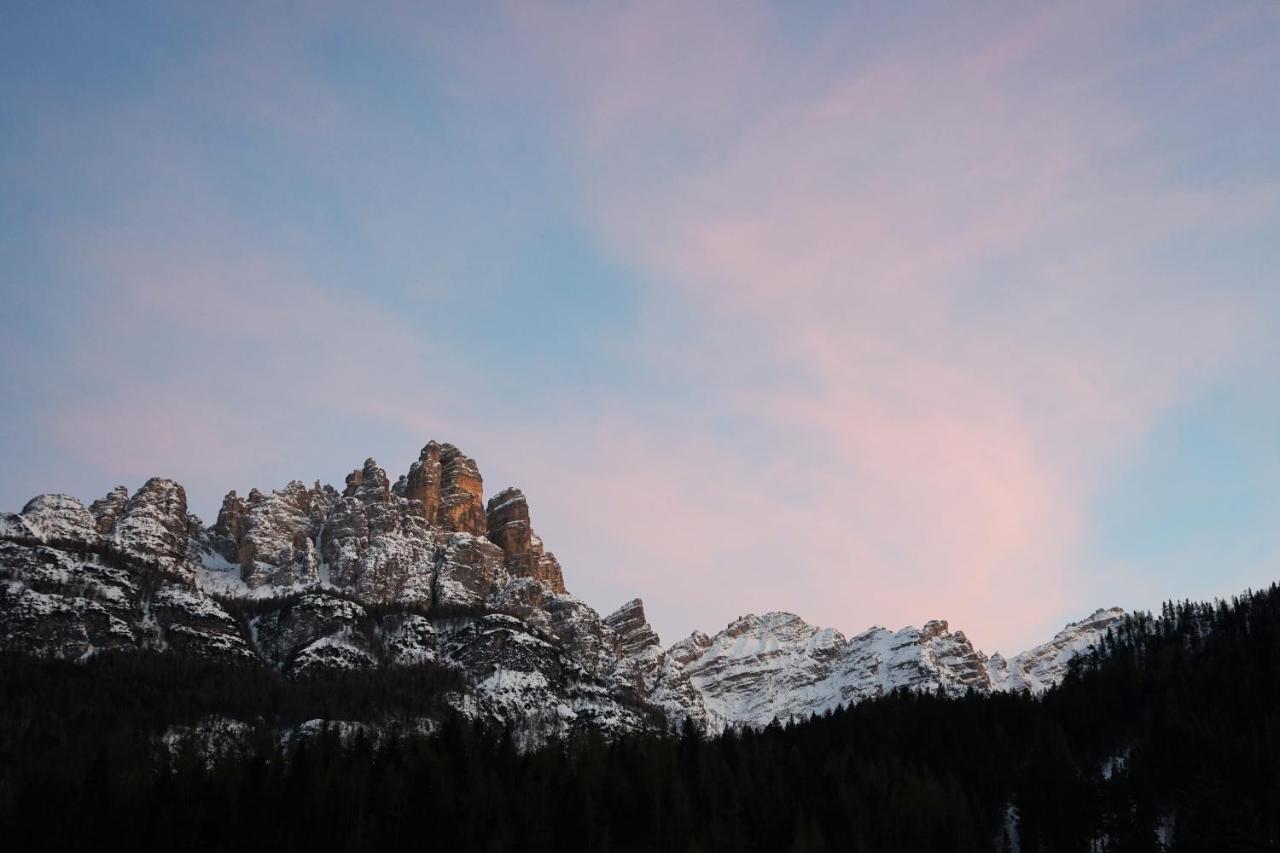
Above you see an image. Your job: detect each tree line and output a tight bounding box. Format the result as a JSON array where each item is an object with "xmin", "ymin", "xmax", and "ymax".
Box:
[{"xmin": 2, "ymin": 584, "xmax": 1279, "ymax": 851}]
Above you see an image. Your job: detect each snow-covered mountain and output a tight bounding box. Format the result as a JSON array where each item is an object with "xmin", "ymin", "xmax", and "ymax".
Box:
[
  {"xmin": 614, "ymin": 605, "xmax": 1126, "ymax": 731},
  {"xmin": 1, "ymin": 440, "xmax": 1125, "ymax": 739}
]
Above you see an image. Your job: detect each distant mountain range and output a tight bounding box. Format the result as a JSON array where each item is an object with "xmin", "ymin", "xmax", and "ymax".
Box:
[{"xmin": 1, "ymin": 440, "xmax": 1124, "ymax": 741}]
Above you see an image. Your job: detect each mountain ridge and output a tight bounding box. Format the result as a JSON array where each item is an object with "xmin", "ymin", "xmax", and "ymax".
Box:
[{"xmin": 1, "ymin": 439, "xmax": 1125, "ymax": 739}]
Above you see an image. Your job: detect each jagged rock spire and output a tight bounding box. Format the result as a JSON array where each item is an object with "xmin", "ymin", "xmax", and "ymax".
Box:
[
  {"xmin": 438, "ymin": 443, "xmax": 485, "ymax": 535},
  {"xmin": 402, "ymin": 441, "xmax": 443, "ymax": 523},
  {"xmin": 88, "ymin": 486, "xmax": 129, "ymax": 535},
  {"xmin": 485, "ymin": 487, "xmax": 566, "ymax": 593}
]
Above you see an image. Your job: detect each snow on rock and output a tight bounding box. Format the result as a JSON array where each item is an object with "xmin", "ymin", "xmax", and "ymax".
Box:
[
  {"xmin": 440, "ymin": 614, "xmax": 649, "ymax": 745},
  {"xmin": 606, "ymin": 598, "xmax": 708, "ymax": 729},
  {"xmin": 987, "ymin": 607, "xmax": 1125, "ymax": 693},
  {"xmin": 20, "ymin": 494, "xmax": 99, "ymax": 543},
  {"xmin": 251, "ymin": 592, "xmax": 368, "ymax": 669},
  {"xmin": 435, "ymin": 532, "xmax": 507, "ymax": 608},
  {"xmin": 385, "ymin": 613, "xmax": 437, "ymax": 665},
  {"xmin": 288, "ymin": 633, "xmax": 377, "ymax": 677},
  {"xmin": 0, "ymin": 437, "xmax": 1129, "ymax": 741},
  {"xmin": 161, "ymin": 716, "xmax": 255, "ymax": 768},
  {"xmin": 238, "ymin": 482, "xmax": 322, "ymax": 588},
  {"xmin": 284, "ymin": 717, "xmax": 440, "ymax": 750},
  {"xmin": 542, "ymin": 593, "xmax": 616, "ymax": 677},
  {"xmin": 148, "ymin": 587, "xmax": 256, "ymax": 662},
  {"xmin": 0, "ymin": 584, "xmax": 134, "ymax": 659},
  {"xmin": 88, "ymin": 486, "xmax": 130, "ymax": 535},
  {"xmin": 0, "ymin": 541, "xmax": 141, "ymax": 658},
  {"xmin": 676, "ymin": 612, "xmax": 846, "ymax": 730},
  {"xmin": 111, "ymin": 478, "xmax": 194, "ymax": 566},
  {"xmin": 0, "ymin": 513, "xmax": 35, "ymax": 539},
  {"xmin": 658, "ymin": 608, "xmax": 1122, "ymax": 732}
]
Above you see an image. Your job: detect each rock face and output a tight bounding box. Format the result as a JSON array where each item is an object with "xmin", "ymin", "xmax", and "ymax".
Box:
[
  {"xmin": 438, "ymin": 444, "xmax": 486, "ymax": 535},
  {"xmin": 238, "ymin": 482, "xmax": 321, "ymax": 588},
  {"xmin": 0, "ymin": 437, "xmax": 1127, "ymax": 743},
  {"xmin": 20, "ymin": 494, "xmax": 98, "ymax": 543},
  {"xmin": 401, "ymin": 442, "xmax": 443, "ymax": 524},
  {"xmin": 988, "ymin": 607, "xmax": 1126, "ymax": 693},
  {"xmin": 111, "ymin": 478, "xmax": 192, "ymax": 565},
  {"xmin": 486, "ymin": 488, "xmax": 566, "ymax": 594},
  {"xmin": 88, "ymin": 486, "xmax": 129, "ymax": 535},
  {"xmin": 210, "ymin": 491, "xmax": 248, "ymax": 564},
  {"xmin": 607, "ymin": 598, "xmax": 707, "ymax": 728}
]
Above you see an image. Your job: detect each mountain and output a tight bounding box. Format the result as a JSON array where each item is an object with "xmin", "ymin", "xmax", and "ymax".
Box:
[
  {"xmin": 612, "ymin": 603, "xmax": 1126, "ymax": 731},
  {"xmin": 0, "ymin": 440, "xmax": 1123, "ymax": 740}
]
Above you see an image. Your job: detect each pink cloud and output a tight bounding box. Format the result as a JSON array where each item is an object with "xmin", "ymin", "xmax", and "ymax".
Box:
[{"xmin": 472, "ymin": 1, "xmax": 1276, "ymax": 651}]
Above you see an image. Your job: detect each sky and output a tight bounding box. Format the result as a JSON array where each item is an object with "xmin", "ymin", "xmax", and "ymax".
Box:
[{"xmin": 2, "ymin": 1, "xmax": 1279, "ymax": 654}]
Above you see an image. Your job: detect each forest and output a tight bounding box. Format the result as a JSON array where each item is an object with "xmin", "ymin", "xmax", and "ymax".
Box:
[{"xmin": 2, "ymin": 584, "xmax": 1279, "ymax": 852}]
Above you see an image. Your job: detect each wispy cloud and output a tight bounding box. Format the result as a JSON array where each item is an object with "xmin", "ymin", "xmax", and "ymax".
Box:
[{"xmin": 467, "ymin": 0, "xmax": 1279, "ymax": 649}]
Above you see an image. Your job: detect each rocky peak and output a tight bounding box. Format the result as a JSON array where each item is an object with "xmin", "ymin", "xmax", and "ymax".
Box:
[
  {"xmin": 88, "ymin": 486, "xmax": 129, "ymax": 535},
  {"xmin": 669, "ymin": 631, "xmax": 712, "ymax": 666},
  {"xmin": 211, "ymin": 491, "xmax": 248, "ymax": 564},
  {"xmin": 486, "ymin": 487, "xmax": 531, "ymax": 556},
  {"xmin": 484, "ymin": 488, "xmax": 566, "ymax": 594},
  {"xmin": 20, "ymin": 494, "xmax": 98, "ymax": 543},
  {"xmin": 402, "ymin": 442, "xmax": 443, "ymax": 524},
  {"xmin": 921, "ymin": 619, "xmax": 949, "ymax": 640},
  {"xmin": 605, "ymin": 598, "xmax": 661, "ymax": 658},
  {"xmin": 111, "ymin": 477, "xmax": 191, "ymax": 564},
  {"xmin": 238, "ymin": 483, "xmax": 321, "ymax": 588},
  {"xmin": 438, "ymin": 444, "xmax": 486, "ymax": 535},
  {"xmin": 988, "ymin": 607, "xmax": 1125, "ymax": 693},
  {"xmin": 345, "ymin": 458, "xmax": 391, "ymax": 505},
  {"xmin": 278, "ymin": 480, "xmax": 311, "ymax": 514}
]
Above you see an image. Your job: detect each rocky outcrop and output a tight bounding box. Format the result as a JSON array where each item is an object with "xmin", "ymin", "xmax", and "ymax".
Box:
[
  {"xmin": 344, "ymin": 458, "xmax": 391, "ymax": 506},
  {"xmin": 111, "ymin": 478, "xmax": 192, "ymax": 565},
  {"xmin": 210, "ymin": 491, "xmax": 248, "ymax": 564},
  {"xmin": 606, "ymin": 598, "xmax": 708, "ymax": 728},
  {"xmin": 441, "ymin": 613, "xmax": 648, "ymax": 744},
  {"xmin": 402, "ymin": 442, "xmax": 443, "ymax": 524},
  {"xmin": 148, "ymin": 587, "xmax": 255, "ymax": 662},
  {"xmin": 606, "ymin": 598, "xmax": 661, "ymax": 661},
  {"xmin": 0, "ymin": 540, "xmax": 139, "ymax": 658},
  {"xmin": 438, "ymin": 444, "xmax": 486, "ymax": 535},
  {"xmin": 988, "ymin": 607, "xmax": 1126, "ymax": 693},
  {"xmin": 20, "ymin": 494, "xmax": 98, "ymax": 543},
  {"xmin": 238, "ymin": 482, "xmax": 320, "ymax": 588},
  {"xmin": 88, "ymin": 486, "xmax": 129, "ymax": 535},
  {"xmin": 486, "ymin": 488, "xmax": 531, "ymax": 561},
  {"xmin": 384, "ymin": 613, "xmax": 437, "ymax": 665},
  {"xmin": 606, "ymin": 598, "xmax": 665, "ymax": 693},
  {"xmin": 315, "ymin": 459, "xmax": 439, "ymax": 604},
  {"xmin": 486, "ymin": 488, "xmax": 567, "ymax": 593},
  {"xmin": 433, "ymin": 533, "xmax": 507, "ymax": 608},
  {"xmin": 251, "ymin": 592, "xmax": 370, "ymax": 672}
]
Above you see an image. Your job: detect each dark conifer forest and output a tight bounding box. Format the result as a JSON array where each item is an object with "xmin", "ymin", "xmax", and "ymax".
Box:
[{"xmin": 3, "ymin": 584, "xmax": 1279, "ymax": 852}]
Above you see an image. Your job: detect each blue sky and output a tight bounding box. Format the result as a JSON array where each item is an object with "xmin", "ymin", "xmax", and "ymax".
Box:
[{"xmin": 2, "ymin": 1, "xmax": 1279, "ymax": 652}]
